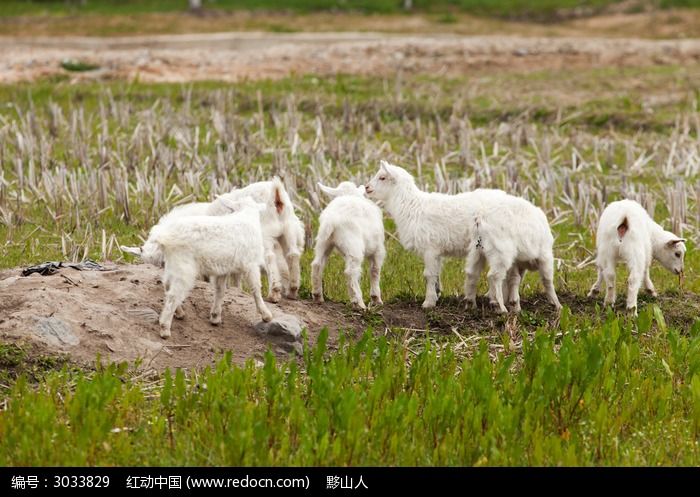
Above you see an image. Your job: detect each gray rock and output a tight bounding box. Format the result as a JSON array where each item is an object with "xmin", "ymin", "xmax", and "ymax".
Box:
[
  {"xmin": 126, "ymin": 307, "xmax": 160, "ymax": 324},
  {"xmin": 255, "ymin": 313, "xmax": 304, "ymax": 342},
  {"xmin": 35, "ymin": 317, "xmax": 79, "ymax": 347}
]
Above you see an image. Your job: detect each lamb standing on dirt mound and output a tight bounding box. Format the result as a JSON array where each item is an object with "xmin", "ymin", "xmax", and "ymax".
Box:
[
  {"xmin": 147, "ymin": 196, "xmax": 272, "ymax": 338},
  {"xmin": 365, "ymin": 160, "xmax": 561, "ymax": 312},
  {"xmin": 214, "ymin": 177, "xmax": 305, "ymax": 303},
  {"xmin": 312, "ymin": 181, "xmax": 385, "ymax": 309},
  {"xmin": 588, "ymin": 199, "xmax": 686, "ymax": 312},
  {"xmin": 121, "ymin": 177, "xmax": 304, "ymax": 303}
]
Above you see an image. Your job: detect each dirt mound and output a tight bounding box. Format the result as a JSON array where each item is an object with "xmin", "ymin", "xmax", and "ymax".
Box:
[{"xmin": 0, "ymin": 264, "xmax": 361, "ymax": 371}]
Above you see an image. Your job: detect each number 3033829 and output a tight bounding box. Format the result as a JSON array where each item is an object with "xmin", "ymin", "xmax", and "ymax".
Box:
[{"xmin": 53, "ymin": 475, "xmax": 110, "ymax": 488}]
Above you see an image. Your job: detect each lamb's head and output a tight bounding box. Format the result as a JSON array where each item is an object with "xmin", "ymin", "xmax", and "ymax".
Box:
[
  {"xmin": 365, "ymin": 160, "xmax": 415, "ymax": 201},
  {"xmin": 216, "ymin": 195, "xmax": 266, "ymax": 217},
  {"xmin": 654, "ymin": 232, "xmax": 687, "ymax": 276},
  {"xmin": 318, "ymin": 181, "xmax": 366, "ymax": 198}
]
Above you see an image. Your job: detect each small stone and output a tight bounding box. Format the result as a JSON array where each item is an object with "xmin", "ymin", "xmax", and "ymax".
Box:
[
  {"xmin": 35, "ymin": 317, "xmax": 79, "ymax": 347},
  {"xmin": 255, "ymin": 313, "xmax": 304, "ymax": 342}
]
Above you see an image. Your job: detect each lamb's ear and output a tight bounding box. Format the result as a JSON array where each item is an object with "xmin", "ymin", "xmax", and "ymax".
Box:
[
  {"xmin": 667, "ymin": 238, "xmax": 686, "ymax": 247},
  {"xmin": 379, "ymin": 160, "xmax": 393, "ymax": 178},
  {"xmin": 318, "ymin": 182, "xmax": 341, "ymax": 198},
  {"xmin": 617, "ymin": 217, "xmax": 629, "ymax": 239},
  {"xmin": 216, "ymin": 195, "xmax": 239, "ymax": 213}
]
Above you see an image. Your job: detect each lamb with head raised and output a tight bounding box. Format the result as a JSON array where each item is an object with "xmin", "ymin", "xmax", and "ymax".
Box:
[
  {"xmin": 147, "ymin": 196, "xmax": 273, "ymax": 338},
  {"xmin": 311, "ymin": 181, "xmax": 385, "ymax": 309},
  {"xmin": 365, "ymin": 160, "xmax": 561, "ymax": 312},
  {"xmin": 211, "ymin": 177, "xmax": 304, "ymax": 303},
  {"xmin": 121, "ymin": 177, "xmax": 304, "ymax": 304},
  {"xmin": 588, "ymin": 199, "xmax": 686, "ymax": 312}
]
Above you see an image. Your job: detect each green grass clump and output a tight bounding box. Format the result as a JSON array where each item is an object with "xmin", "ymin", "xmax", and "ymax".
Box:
[{"xmin": 2, "ymin": 309, "xmax": 700, "ymax": 465}]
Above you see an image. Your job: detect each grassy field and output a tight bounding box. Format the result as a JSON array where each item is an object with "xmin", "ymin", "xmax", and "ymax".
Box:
[
  {"xmin": 4, "ymin": 1, "xmax": 700, "ymax": 37},
  {"xmin": 2, "ymin": 65, "xmax": 700, "ymax": 464},
  {"xmin": 0, "ymin": 1, "xmax": 659, "ymax": 18}
]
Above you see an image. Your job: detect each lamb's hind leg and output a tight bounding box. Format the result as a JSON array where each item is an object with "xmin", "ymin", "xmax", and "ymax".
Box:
[
  {"xmin": 538, "ymin": 254, "xmax": 562, "ymax": 311},
  {"xmin": 588, "ymin": 266, "xmax": 604, "ymax": 298},
  {"xmin": 160, "ymin": 275, "xmax": 194, "ymax": 339},
  {"xmin": 311, "ymin": 238, "xmax": 333, "ymax": 304},
  {"xmin": 174, "ymin": 305, "xmax": 186, "ymax": 320},
  {"xmin": 602, "ymin": 262, "xmax": 617, "ymax": 307},
  {"xmin": 464, "ymin": 249, "xmax": 485, "ymax": 309},
  {"xmin": 507, "ymin": 266, "xmax": 524, "ymax": 313},
  {"xmin": 344, "ymin": 254, "xmax": 366, "ymax": 310},
  {"xmin": 487, "ymin": 263, "xmax": 509, "ymax": 314},
  {"xmin": 209, "ymin": 275, "xmax": 227, "ymax": 325},
  {"xmin": 369, "ymin": 248, "xmax": 385, "ymax": 305},
  {"xmin": 422, "ymin": 251, "xmax": 442, "ymax": 309},
  {"xmin": 626, "ymin": 263, "xmax": 645, "ymax": 314},
  {"xmin": 263, "ymin": 241, "xmax": 283, "ymax": 303}
]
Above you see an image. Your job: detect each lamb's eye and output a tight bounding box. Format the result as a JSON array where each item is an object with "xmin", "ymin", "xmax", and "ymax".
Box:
[
  {"xmin": 675, "ymin": 252, "xmax": 681, "ymax": 258},
  {"xmin": 379, "ymin": 176, "xmax": 386, "ymax": 181}
]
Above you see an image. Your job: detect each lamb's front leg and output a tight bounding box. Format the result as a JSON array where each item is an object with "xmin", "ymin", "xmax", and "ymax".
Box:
[
  {"xmin": 644, "ymin": 268, "xmax": 657, "ymax": 297},
  {"xmin": 209, "ymin": 275, "xmax": 227, "ymax": 325},
  {"xmin": 422, "ymin": 251, "xmax": 442, "ymax": 309},
  {"xmin": 247, "ymin": 265, "xmax": 273, "ymax": 322}
]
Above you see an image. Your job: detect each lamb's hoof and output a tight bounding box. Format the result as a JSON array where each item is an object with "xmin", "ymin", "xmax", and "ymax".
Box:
[
  {"xmin": 287, "ymin": 287, "xmax": 299, "ymax": 300},
  {"xmin": 464, "ymin": 298, "xmax": 477, "ymax": 310},
  {"xmin": 510, "ymin": 303, "xmax": 522, "ymax": 313},
  {"xmin": 209, "ymin": 313, "xmax": 222, "ymax": 326},
  {"xmin": 421, "ymin": 301, "xmax": 437, "ymax": 309},
  {"xmin": 159, "ymin": 326, "xmax": 171, "ymax": 339},
  {"xmin": 267, "ymin": 290, "xmax": 282, "ymax": 304},
  {"xmin": 352, "ymin": 301, "xmax": 367, "ymax": 311},
  {"xmin": 261, "ymin": 311, "xmax": 273, "ymax": 323},
  {"xmin": 626, "ymin": 305, "xmax": 638, "ymax": 316},
  {"xmin": 495, "ymin": 306, "xmax": 508, "ymax": 315},
  {"xmin": 587, "ymin": 289, "xmax": 598, "ymax": 298},
  {"xmin": 312, "ymin": 293, "xmax": 324, "ymax": 303},
  {"xmin": 370, "ymin": 295, "xmax": 383, "ymax": 305},
  {"xmin": 648, "ymin": 290, "xmax": 658, "ymax": 297}
]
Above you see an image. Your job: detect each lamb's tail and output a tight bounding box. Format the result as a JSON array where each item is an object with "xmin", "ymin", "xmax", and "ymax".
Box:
[{"xmin": 313, "ymin": 221, "xmax": 334, "ymax": 250}]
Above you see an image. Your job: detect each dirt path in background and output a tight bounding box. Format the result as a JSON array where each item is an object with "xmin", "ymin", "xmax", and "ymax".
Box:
[{"xmin": 2, "ymin": 33, "xmax": 700, "ymax": 83}]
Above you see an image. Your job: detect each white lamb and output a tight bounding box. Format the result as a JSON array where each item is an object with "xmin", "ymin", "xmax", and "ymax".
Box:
[
  {"xmin": 147, "ymin": 196, "xmax": 273, "ymax": 338},
  {"xmin": 207, "ymin": 178, "xmax": 304, "ymax": 303},
  {"xmin": 121, "ymin": 177, "xmax": 304, "ymax": 303},
  {"xmin": 311, "ymin": 181, "xmax": 386, "ymax": 309},
  {"xmin": 588, "ymin": 199, "xmax": 686, "ymax": 312},
  {"xmin": 365, "ymin": 160, "xmax": 561, "ymax": 313}
]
